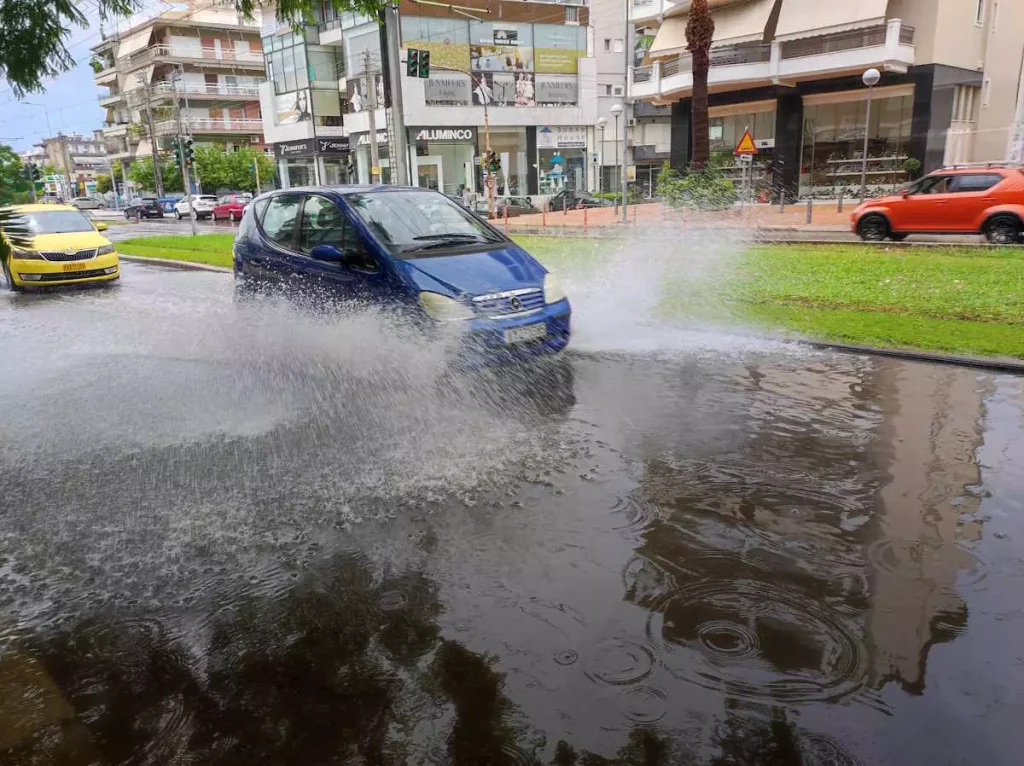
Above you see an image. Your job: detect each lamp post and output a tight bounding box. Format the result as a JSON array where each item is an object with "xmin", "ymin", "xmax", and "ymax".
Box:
[
  {"xmin": 859, "ymin": 67, "xmax": 881, "ymax": 203},
  {"xmin": 610, "ymin": 103, "xmax": 622, "ymax": 216},
  {"xmin": 597, "ymin": 117, "xmax": 607, "ymax": 195}
]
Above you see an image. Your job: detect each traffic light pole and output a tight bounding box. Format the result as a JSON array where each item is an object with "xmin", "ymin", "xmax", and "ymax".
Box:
[
  {"xmin": 172, "ymin": 76, "xmax": 198, "ymax": 236},
  {"xmin": 364, "ymin": 50, "xmax": 381, "ymax": 184},
  {"xmin": 384, "ymin": 4, "xmax": 409, "ymax": 186}
]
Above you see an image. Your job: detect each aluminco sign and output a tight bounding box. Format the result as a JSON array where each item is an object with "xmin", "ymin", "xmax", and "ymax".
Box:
[{"xmin": 414, "ymin": 127, "xmax": 476, "ymax": 142}]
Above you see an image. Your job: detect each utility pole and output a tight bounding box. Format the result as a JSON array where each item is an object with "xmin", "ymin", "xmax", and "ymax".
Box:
[
  {"xmin": 172, "ymin": 74, "xmax": 198, "ymax": 236},
  {"xmin": 621, "ymin": 0, "xmax": 632, "ymax": 223},
  {"xmin": 107, "ymin": 159, "xmax": 120, "ymax": 210},
  {"xmin": 365, "ymin": 50, "xmax": 381, "ymax": 184},
  {"xmin": 59, "ymin": 134, "xmax": 74, "ymax": 201},
  {"xmin": 254, "ymin": 156, "xmax": 261, "ymax": 194},
  {"xmin": 138, "ymin": 75, "xmax": 164, "ymax": 198},
  {"xmin": 383, "ymin": 3, "xmax": 409, "ymax": 185}
]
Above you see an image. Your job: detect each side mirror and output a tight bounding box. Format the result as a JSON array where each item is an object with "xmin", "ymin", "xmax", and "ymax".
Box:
[
  {"xmin": 310, "ymin": 244, "xmax": 345, "ymax": 262},
  {"xmin": 94, "ymin": 222, "xmax": 108, "ymax": 231},
  {"xmin": 901, "ymin": 189, "xmax": 910, "ymax": 198}
]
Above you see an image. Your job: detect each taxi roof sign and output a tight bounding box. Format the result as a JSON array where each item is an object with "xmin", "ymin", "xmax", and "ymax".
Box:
[{"xmin": 734, "ymin": 129, "xmax": 758, "ymax": 156}]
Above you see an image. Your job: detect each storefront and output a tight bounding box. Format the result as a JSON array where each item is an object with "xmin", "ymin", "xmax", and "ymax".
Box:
[
  {"xmin": 274, "ymin": 137, "xmax": 351, "ymax": 188},
  {"xmin": 537, "ymin": 125, "xmax": 587, "ymax": 194},
  {"xmin": 351, "ymin": 130, "xmax": 391, "ymax": 185},
  {"xmin": 799, "ymin": 85, "xmax": 915, "ymax": 200},
  {"xmin": 708, "ymin": 100, "xmax": 776, "ymax": 201},
  {"xmin": 480, "ymin": 127, "xmax": 529, "ymax": 197},
  {"xmin": 408, "ymin": 126, "xmax": 477, "ymax": 196}
]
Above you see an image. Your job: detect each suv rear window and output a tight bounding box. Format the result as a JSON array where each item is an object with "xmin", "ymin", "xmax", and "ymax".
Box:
[{"xmin": 951, "ymin": 173, "xmax": 1003, "ymax": 192}]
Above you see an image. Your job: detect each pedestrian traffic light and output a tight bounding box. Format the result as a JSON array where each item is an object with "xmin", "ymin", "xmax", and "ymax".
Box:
[
  {"xmin": 184, "ymin": 137, "xmax": 195, "ymax": 165},
  {"xmin": 407, "ymin": 49, "xmax": 418, "ymax": 78},
  {"xmin": 418, "ymin": 49, "xmax": 430, "ymax": 78}
]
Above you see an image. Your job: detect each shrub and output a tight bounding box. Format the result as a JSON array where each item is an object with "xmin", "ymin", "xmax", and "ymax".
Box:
[{"xmin": 656, "ymin": 161, "xmax": 736, "ymax": 210}]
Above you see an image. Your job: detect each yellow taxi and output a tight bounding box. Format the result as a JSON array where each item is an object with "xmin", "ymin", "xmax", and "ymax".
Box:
[{"xmin": 2, "ymin": 204, "xmax": 120, "ymax": 290}]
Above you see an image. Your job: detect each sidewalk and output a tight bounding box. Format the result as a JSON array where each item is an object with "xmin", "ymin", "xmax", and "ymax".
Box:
[{"xmin": 500, "ymin": 202, "xmax": 852, "ymax": 234}]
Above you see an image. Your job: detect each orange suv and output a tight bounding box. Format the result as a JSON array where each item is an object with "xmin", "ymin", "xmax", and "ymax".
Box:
[{"xmin": 851, "ymin": 165, "xmax": 1024, "ymax": 244}]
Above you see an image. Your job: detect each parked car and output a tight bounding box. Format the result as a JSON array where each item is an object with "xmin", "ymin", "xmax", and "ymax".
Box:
[
  {"xmin": 233, "ymin": 186, "xmax": 571, "ymax": 364},
  {"xmin": 2, "ymin": 204, "xmax": 119, "ymax": 291},
  {"xmin": 547, "ymin": 190, "xmax": 608, "ymax": 211},
  {"xmin": 70, "ymin": 196, "xmax": 105, "ymax": 210},
  {"xmin": 852, "ymin": 165, "xmax": 1024, "ymax": 244},
  {"xmin": 174, "ymin": 195, "xmax": 219, "ymax": 220},
  {"xmin": 212, "ymin": 193, "xmax": 252, "ymax": 222},
  {"xmin": 123, "ymin": 197, "xmax": 164, "ymax": 219}
]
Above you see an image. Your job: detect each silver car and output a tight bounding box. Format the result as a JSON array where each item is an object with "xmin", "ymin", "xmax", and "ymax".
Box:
[{"xmin": 71, "ymin": 196, "xmax": 105, "ymax": 210}]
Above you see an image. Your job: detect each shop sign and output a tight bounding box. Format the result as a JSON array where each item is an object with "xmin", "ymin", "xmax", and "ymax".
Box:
[
  {"xmin": 275, "ymin": 138, "xmax": 315, "ymax": 158},
  {"xmin": 424, "ymin": 75, "xmax": 472, "ymax": 105},
  {"xmin": 411, "ymin": 127, "xmax": 478, "ymax": 143},
  {"xmin": 755, "ymin": 138, "xmax": 775, "ymax": 149},
  {"xmin": 535, "ymin": 76, "xmax": 578, "ymax": 105},
  {"xmin": 537, "ymin": 126, "xmax": 586, "ymax": 149},
  {"xmin": 316, "ymin": 137, "xmax": 350, "ymax": 154},
  {"xmin": 352, "ymin": 130, "xmax": 389, "ymax": 147},
  {"xmin": 493, "ymin": 28, "xmax": 519, "ymax": 47},
  {"xmin": 534, "ymin": 48, "xmax": 579, "ymax": 74}
]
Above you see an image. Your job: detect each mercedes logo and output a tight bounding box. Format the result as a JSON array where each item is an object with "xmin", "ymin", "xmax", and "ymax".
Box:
[{"xmin": 509, "ymin": 295, "xmax": 522, "ymax": 311}]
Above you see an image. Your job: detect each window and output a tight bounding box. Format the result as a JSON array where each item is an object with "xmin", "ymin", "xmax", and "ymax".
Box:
[
  {"xmin": 603, "ymin": 38, "xmax": 611, "ymax": 51},
  {"xmin": 992, "ymin": 1, "xmax": 999, "ymax": 31},
  {"xmin": 22, "ymin": 211, "xmax": 95, "ymax": 234},
  {"xmin": 613, "ymin": 38, "xmax": 624, "ymax": 53},
  {"xmin": 909, "ymin": 175, "xmax": 952, "ymax": 195},
  {"xmin": 613, "ymin": 85, "xmax": 623, "ymax": 96},
  {"xmin": 950, "ymin": 173, "xmax": 1002, "ymax": 192},
  {"xmin": 982, "ymin": 77, "xmax": 992, "ymax": 107},
  {"xmin": 604, "ymin": 84, "xmax": 612, "ymax": 96},
  {"xmin": 261, "ymin": 195, "xmax": 301, "ymax": 247},
  {"xmin": 299, "ymin": 195, "xmax": 347, "ymax": 253},
  {"xmin": 976, "ymin": 0, "xmax": 985, "ymax": 25}
]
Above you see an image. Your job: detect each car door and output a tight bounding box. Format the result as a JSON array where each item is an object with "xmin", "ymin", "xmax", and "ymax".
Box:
[
  {"xmin": 947, "ymin": 172, "xmax": 1004, "ymax": 231},
  {"xmin": 898, "ymin": 175, "xmax": 954, "ymax": 231},
  {"xmin": 296, "ymin": 193, "xmax": 385, "ymax": 303},
  {"xmin": 253, "ymin": 194, "xmax": 303, "ymax": 284}
]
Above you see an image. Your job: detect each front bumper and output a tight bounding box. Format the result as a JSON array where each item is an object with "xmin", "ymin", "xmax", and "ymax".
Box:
[
  {"xmin": 457, "ymin": 298, "xmax": 571, "ymax": 366},
  {"xmin": 10, "ymin": 253, "xmax": 120, "ymax": 288}
]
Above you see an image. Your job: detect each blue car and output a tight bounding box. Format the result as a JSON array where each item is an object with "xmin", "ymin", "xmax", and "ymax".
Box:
[{"xmin": 232, "ymin": 186, "xmax": 571, "ymax": 363}]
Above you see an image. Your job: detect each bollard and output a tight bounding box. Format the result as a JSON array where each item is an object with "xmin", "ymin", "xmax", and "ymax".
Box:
[
  {"xmin": 503, "ymin": 203, "xmax": 509, "ymax": 233},
  {"xmin": 542, "ymin": 204, "xmax": 547, "ymax": 228},
  {"xmin": 583, "ymin": 206, "xmax": 588, "ymax": 235},
  {"xmin": 632, "ymin": 204, "xmax": 637, "ymax": 226},
  {"xmin": 779, "ymin": 190, "xmax": 785, "ymax": 213},
  {"xmin": 837, "ymin": 190, "xmax": 844, "ymax": 213},
  {"xmin": 806, "ymin": 197, "xmax": 813, "ymax": 224},
  {"xmin": 563, "ymin": 199, "xmax": 567, "ymax": 217}
]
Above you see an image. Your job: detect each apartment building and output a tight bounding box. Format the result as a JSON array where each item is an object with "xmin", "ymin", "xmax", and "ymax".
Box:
[
  {"xmin": 25, "ymin": 131, "xmax": 110, "ymax": 196},
  {"xmin": 90, "ymin": 1, "xmax": 267, "ymax": 179},
  {"xmin": 630, "ymin": 0, "xmax": 1024, "ymax": 201},
  {"xmin": 259, "ymin": 0, "xmax": 598, "ymax": 201}
]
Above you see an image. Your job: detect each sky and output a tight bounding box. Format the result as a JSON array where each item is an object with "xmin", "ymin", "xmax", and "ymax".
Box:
[{"xmin": 0, "ymin": 0, "xmax": 171, "ymax": 154}]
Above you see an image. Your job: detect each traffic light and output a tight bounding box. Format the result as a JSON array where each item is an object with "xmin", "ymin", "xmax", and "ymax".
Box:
[
  {"xmin": 483, "ymin": 151, "xmax": 500, "ymax": 174},
  {"xmin": 173, "ymin": 144, "xmax": 183, "ymax": 168},
  {"xmin": 418, "ymin": 49, "xmax": 430, "ymax": 78},
  {"xmin": 407, "ymin": 49, "xmax": 418, "ymax": 78},
  {"xmin": 31, "ymin": 164, "xmax": 40, "ymax": 181},
  {"xmin": 184, "ymin": 137, "xmax": 195, "ymax": 165}
]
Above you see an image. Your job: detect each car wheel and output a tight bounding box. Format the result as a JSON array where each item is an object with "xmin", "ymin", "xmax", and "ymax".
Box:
[
  {"xmin": 985, "ymin": 215, "xmax": 1022, "ymax": 245},
  {"xmin": 889, "ymin": 233, "xmax": 908, "ymax": 242},
  {"xmin": 2, "ymin": 260, "xmax": 22, "ymax": 292},
  {"xmin": 125, "ymin": 211, "xmax": 131, "ymax": 220},
  {"xmin": 175, "ymin": 210, "xmax": 182, "ymax": 220},
  {"xmin": 857, "ymin": 214, "xmax": 889, "ymax": 242}
]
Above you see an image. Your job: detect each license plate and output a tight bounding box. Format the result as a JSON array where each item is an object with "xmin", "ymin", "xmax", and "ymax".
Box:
[
  {"xmin": 504, "ymin": 323, "xmax": 547, "ymax": 345},
  {"xmin": 62, "ymin": 262, "xmax": 87, "ymax": 272}
]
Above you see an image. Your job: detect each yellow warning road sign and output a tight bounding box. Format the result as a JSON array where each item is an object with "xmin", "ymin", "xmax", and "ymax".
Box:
[{"xmin": 734, "ymin": 129, "xmax": 758, "ymax": 156}]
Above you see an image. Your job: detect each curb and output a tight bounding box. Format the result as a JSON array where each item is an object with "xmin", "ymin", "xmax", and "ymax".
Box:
[
  {"xmin": 801, "ymin": 339, "xmax": 1024, "ymax": 374},
  {"xmin": 118, "ymin": 254, "xmax": 231, "ymax": 273}
]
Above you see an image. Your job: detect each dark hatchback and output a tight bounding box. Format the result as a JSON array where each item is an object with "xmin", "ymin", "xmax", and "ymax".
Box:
[
  {"xmin": 232, "ymin": 186, "xmax": 571, "ymax": 364},
  {"xmin": 123, "ymin": 197, "xmax": 164, "ymax": 219}
]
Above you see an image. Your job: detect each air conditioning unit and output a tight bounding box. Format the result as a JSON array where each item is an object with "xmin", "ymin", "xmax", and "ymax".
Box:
[
  {"xmin": 251, "ymin": 135, "xmax": 261, "ymax": 143},
  {"xmin": 627, "ymin": 118, "xmax": 636, "ymax": 127}
]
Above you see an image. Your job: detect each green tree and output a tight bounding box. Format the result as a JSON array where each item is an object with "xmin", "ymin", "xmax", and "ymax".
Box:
[
  {"xmin": 0, "ymin": 144, "xmax": 31, "ymax": 204},
  {"xmin": 192, "ymin": 145, "xmax": 275, "ymax": 193},
  {"xmin": 128, "ymin": 156, "xmax": 182, "ymax": 194},
  {"xmin": 0, "ymin": 0, "xmax": 387, "ymax": 97},
  {"xmin": 685, "ymin": 0, "xmax": 715, "ymax": 171},
  {"xmin": 95, "ymin": 173, "xmax": 113, "ymax": 194}
]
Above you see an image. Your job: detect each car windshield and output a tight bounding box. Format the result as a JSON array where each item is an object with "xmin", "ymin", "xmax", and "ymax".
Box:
[
  {"xmin": 22, "ymin": 210, "xmax": 97, "ymax": 234},
  {"xmin": 344, "ymin": 189, "xmax": 505, "ymax": 257},
  {"xmin": 198, "ymin": 196, "xmax": 217, "ymax": 202}
]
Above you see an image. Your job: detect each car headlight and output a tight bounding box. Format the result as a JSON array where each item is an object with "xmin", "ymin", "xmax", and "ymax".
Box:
[
  {"xmin": 419, "ymin": 291, "xmax": 474, "ymax": 322},
  {"xmin": 96, "ymin": 244, "xmax": 115, "ymax": 256},
  {"xmin": 10, "ymin": 247, "xmax": 42, "ymax": 260},
  {"xmin": 544, "ymin": 273, "xmax": 567, "ymax": 304}
]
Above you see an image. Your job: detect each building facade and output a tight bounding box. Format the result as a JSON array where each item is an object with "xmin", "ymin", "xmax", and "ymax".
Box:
[
  {"xmin": 259, "ymin": 0, "xmax": 598, "ymax": 202},
  {"xmin": 23, "ymin": 131, "xmax": 110, "ymax": 197},
  {"xmin": 90, "ymin": 0, "xmax": 268, "ymax": 186},
  {"xmin": 630, "ymin": 0, "xmax": 1024, "ymax": 201}
]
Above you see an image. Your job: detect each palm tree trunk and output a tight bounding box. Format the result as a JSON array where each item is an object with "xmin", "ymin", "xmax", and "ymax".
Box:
[{"xmin": 690, "ymin": 48, "xmax": 710, "ymax": 171}]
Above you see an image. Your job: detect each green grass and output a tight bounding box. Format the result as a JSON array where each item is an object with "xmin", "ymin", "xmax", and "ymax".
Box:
[{"xmin": 115, "ymin": 234, "xmax": 1024, "ymax": 359}]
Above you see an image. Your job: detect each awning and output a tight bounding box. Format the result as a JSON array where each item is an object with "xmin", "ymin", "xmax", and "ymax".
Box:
[
  {"xmin": 650, "ymin": 0, "xmax": 774, "ymax": 58},
  {"xmin": 775, "ymin": 0, "xmax": 889, "ymax": 41},
  {"xmin": 115, "ymin": 27, "xmax": 153, "ymax": 59}
]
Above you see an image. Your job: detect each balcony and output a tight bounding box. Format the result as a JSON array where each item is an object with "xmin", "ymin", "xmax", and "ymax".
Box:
[
  {"xmin": 152, "ymin": 117, "xmax": 265, "ymax": 136},
  {"xmin": 128, "ymin": 81, "xmax": 263, "ymax": 105},
  {"xmin": 99, "ymin": 91, "xmax": 124, "ymax": 108},
  {"xmin": 117, "ymin": 44, "xmax": 264, "ymax": 72},
  {"xmin": 630, "ymin": 0, "xmax": 680, "ymax": 24},
  {"xmin": 631, "ymin": 19, "xmax": 915, "ymax": 101},
  {"xmin": 103, "ymin": 123, "xmax": 129, "ymax": 137},
  {"xmin": 94, "ymin": 65, "xmax": 117, "ymax": 85}
]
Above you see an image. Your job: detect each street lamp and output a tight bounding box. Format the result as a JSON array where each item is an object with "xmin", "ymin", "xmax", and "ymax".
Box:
[
  {"xmin": 610, "ymin": 103, "xmax": 622, "ymax": 216},
  {"xmin": 597, "ymin": 116, "xmax": 607, "ymax": 195},
  {"xmin": 859, "ymin": 67, "xmax": 881, "ymax": 202}
]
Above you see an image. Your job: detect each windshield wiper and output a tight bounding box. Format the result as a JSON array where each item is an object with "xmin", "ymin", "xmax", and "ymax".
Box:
[{"xmin": 412, "ymin": 233, "xmax": 482, "ymax": 241}]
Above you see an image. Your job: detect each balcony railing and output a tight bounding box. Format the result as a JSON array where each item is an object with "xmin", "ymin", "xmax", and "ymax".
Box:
[
  {"xmin": 99, "ymin": 92, "xmax": 124, "ymax": 107},
  {"xmin": 153, "ymin": 117, "xmax": 265, "ymax": 135},
  {"xmin": 128, "ymin": 81, "xmax": 262, "ymax": 104},
  {"xmin": 781, "ymin": 24, "xmax": 914, "ymax": 59},
  {"xmin": 118, "ymin": 44, "xmax": 264, "ymax": 71},
  {"xmin": 633, "ymin": 66, "xmax": 654, "ymax": 84}
]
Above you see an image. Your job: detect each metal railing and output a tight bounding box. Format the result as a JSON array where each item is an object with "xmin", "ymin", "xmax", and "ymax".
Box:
[
  {"xmin": 661, "ymin": 53, "xmax": 691, "ymax": 78},
  {"xmin": 781, "ymin": 24, "xmax": 913, "ymax": 59},
  {"xmin": 134, "ymin": 81, "xmax": 262, "ymax": 101},
  {"xmin": 153, "ymin": 117, "xmax": 265, "ymax": 134},
  {"xmin": 648, "ymin": 43, "xmax": 770, "ymax": 83},
  {"xmin": 118, "ymin": 44, "xmax": 264, "ymax": 71},
  {"xmin": 633, "ymin": 66, "xmax": 653, "ymax": 83}
]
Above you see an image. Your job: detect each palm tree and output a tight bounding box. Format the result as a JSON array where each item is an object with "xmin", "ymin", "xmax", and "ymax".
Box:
[
  {"xmin": 0, "ymin": 206, "xmax": 32, "ymax": 289},
  {"xmin": 686, "ymin": 0, "xmax": 715, "ymax": 171}
]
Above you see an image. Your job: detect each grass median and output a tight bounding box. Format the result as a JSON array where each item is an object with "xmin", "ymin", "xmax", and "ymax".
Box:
[{"xmin": 115, "ymin": 233, "xmax": 1024, "ymax": 359}]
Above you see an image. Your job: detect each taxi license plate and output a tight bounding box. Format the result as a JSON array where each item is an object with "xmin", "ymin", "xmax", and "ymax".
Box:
[
  {"xmin": 62, "ymin": 262, "xmax": 87, "ymax": 272},
  {"xmin": 504, "ymin": 323, "xmax": 547, "ymax": 345}
]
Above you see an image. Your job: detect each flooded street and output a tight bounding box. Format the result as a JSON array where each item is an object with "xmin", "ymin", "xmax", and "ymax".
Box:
[{"xmin": 2, "ymin": 263, "xmax": 1023, "ymax": 764}]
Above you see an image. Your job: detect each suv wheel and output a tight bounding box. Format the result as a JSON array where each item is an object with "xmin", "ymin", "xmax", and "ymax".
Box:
[
  {"xmin": 857, "ymin": 214, "xmax": 889, "ymax": 242},
  {"xmin": 985, "ymin": 215, "xmax": 1022, "ymax": 245},
  {"xmin": 175, "ymin": 210, "xmax": 182, "ymax": 220}
]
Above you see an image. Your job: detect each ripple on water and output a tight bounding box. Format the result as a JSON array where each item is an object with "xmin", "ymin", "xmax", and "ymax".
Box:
[
  {"xmin": 584, "ymin": 638, "xmax": 656, "ymax": 686},
  {"xmin": 647, "ymin": 580, "xmax": 867, "ymax": 704},
  {"xmin": 610, "ymin": 495, "xmax": 660, "ymax": 534},
  {"xmin": 800, "ymin": 732, "xmax": 863, "ymax": 766},
  {"xmin": 377, "ymin": 590, "xmax": 408, "ymax": 612},
  {"xmin": 553, "ymin": 649, "xmax": 579, "ymax": 666},
  {"xmin": 865, "ymin": 538, "xmax": 987, "ymax": 587},
  {"xmin": 618, "ymin": 686, "xmax": 668, "ymax": 725}
]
